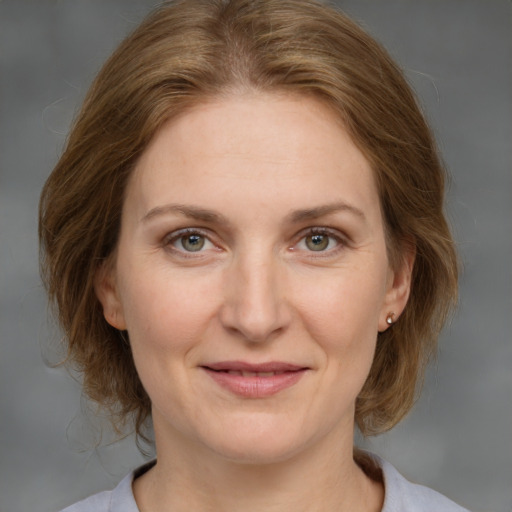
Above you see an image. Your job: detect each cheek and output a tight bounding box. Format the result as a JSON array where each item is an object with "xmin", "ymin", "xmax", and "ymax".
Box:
[
  {"xmin": 119, "ymin": 268, "xmax": 221, "ymax": 353},
  {"xmin": 117, "ymin": 270, "xmax": 223, "ymax": 419},
  {"xmin": 295, "ymin": 268, "xmax": 386, "ymax": 338},
  {"xmin": 285, "ymin": 268, "xmax": 385, "ymax": 432},
  {"xmin": 291, "ymin": 264, "xmax": 387, "ymax": 382}
]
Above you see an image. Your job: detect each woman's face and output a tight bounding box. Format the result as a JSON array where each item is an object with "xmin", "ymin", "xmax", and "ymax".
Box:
[{"xmin": 97, "ymin": 93, "xmax": 411, "ymax": 463}]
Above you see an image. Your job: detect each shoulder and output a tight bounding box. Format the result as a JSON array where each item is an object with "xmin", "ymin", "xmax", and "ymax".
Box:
[
  {"xmin": 370, "ymin": 454, "xmax": 471, "ymax": 512},
  {"xmin": 59, "ymin": 488, "xmax": 114, "ymax": 512},
  {"xmin": 58, "ymin": 461, "xmax": 155, "ymax": 512}
]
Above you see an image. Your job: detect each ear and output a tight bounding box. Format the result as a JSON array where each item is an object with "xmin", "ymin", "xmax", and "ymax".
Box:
[
  {"xmin": 378, "ymin": 243, "xmax": 415, "ymax": 332},
  {"xmin": 94, "ymin": 258, "xmax": 127, "ymax": 331}
]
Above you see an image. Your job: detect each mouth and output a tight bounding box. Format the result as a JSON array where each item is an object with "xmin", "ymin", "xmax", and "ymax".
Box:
[
  {"xmin": 201, "ymin": 361, "xmax": 308, "ymax": 398},
  {"xmin": 216, "ymin": 370, "xmax": 289, "ymax": 377}
]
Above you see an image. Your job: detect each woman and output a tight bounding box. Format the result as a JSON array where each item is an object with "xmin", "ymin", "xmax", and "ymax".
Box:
[{"xmin": 39, "ymin": 0, "xmax": 468, "ymax": 510}]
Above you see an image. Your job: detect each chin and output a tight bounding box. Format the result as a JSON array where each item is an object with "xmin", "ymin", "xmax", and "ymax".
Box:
[
  {"xmin": 212, "ymin": 438, "xmax": 305, "ymax": 466},
  {"xmin": 197, "ymin": 414, "xmax": 319, "ymax": 466}
]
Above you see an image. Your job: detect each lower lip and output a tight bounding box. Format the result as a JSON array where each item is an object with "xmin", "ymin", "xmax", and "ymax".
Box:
[{"xmin": 202, "ymin": 368, "xmax": 307, "ymax": 398}]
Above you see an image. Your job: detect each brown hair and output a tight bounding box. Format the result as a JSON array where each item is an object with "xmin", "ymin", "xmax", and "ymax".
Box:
[{"xmin": 39, "ymin": 0, "xmax": 458, "ymax": 438}]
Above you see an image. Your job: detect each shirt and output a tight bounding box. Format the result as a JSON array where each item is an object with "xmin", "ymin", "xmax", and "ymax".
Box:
[{"xmin": 60, "ymin": 453, "xmax": 470, "ymax": 511}]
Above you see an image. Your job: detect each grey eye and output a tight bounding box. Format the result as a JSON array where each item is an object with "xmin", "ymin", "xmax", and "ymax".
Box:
[
  {"xmin": 305, "ymin": 234, "xmax": 330, "ymax": 251},
  {"xmin": 181, "ymin": 234, "xmax": 205, "ymax": 252}
]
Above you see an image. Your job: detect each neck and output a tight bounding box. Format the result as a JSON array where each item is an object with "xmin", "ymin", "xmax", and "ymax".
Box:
[{"xmin": 133, "ymin": 424, "xmax": 383, "ymax": 512}]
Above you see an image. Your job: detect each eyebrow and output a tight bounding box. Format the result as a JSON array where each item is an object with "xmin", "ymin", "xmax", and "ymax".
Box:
[
  {"xmin": 141, "ymin": 204, "xmax": 230, "ymax": 225},
  {"xmin": 287, "ymin": 202, "xmax": 366, "ymax": 223},
  {"xmin": 141, "ymin": 201, "xmax": 366, "ymax": 225}
]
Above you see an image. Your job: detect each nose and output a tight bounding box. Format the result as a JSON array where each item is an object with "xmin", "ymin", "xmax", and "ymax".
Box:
[{"xmin": 219, "ymin": 251, "xmax": 291, "ymax": 343}]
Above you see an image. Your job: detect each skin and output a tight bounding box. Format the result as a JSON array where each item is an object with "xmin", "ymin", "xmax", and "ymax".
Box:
[{"xmin": 96, "ymin": 92, "xmax": 413, "ymax": 512}]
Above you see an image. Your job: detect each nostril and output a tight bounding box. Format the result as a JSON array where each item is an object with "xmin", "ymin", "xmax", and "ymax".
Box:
[{"xmin": 219, "ymin": 263, "xmax": 291, "ymax": 342}]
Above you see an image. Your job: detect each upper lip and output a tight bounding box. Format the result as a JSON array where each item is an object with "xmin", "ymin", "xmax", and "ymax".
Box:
[{"xmin": 203, "ymin": 361, "xmax": 307, "ymax": 372}]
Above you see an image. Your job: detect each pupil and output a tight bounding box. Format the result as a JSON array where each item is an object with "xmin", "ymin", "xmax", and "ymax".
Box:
[
  {"xmin": 182, "ymin": 235, "xmax": 204, "ymax": 251},
  {"xmin": 307, "ymin": 234, "xmax": 329, "ymax": 251}
]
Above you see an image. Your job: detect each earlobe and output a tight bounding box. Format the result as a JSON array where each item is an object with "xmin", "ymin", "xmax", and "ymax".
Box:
[
  {"xmin": 379, "ymin": 244, "xmax": 415, "ymax": 332},
  {"xmin": 94, "ymin": 259, "xmax": 127, "ymax": 331}
]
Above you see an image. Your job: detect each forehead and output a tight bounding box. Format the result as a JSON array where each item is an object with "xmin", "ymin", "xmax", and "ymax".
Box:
[{"xmin": 126, "ymin": 92, "xmax": 381, "ymax": 224}]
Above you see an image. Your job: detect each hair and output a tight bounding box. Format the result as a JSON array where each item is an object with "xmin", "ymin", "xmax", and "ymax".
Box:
[{"xmin": 39, "ymin": 0, "xmax": 458, "ymax": 439}]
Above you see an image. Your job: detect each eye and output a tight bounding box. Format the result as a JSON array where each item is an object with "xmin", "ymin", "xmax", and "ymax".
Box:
[
  {"xmin": 166, "ymin": 229, "xmax": 216, "ymax": 254},
  {"xmin": 179, "ymin": 233, "xmax": 206, "ymax": 252},
  {"xmin": 295, "ymin": 228, "xmax": 343, "ymax": 253},
  {"xmin": 305, "ymin": 233, "xmax": 330, "ymax": 251}
]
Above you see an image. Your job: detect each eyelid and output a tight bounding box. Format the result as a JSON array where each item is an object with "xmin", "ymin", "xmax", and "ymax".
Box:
[
  {"xmin": 292, "ymin": 226, "xmax": 348, "ymax": 255},
  {"xmin": 161, "ymin": 225, "xmax": 348, "ymax": 257},
  {"xmin": 163, "ymin": 227, "xmax": 219, "ymax": 255}
]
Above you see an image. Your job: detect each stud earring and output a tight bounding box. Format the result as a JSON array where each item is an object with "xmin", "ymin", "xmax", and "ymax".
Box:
[{"xmin": 386, "ymin": 313, "xmax": 395, "ymax": 325}]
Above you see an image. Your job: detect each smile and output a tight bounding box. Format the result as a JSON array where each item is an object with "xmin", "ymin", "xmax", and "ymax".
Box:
[
  {"xmin": 201, "ymin": 361, "xmax": 309, "ymax": 398},
  {"xmin": 224, "ymin": 370, "xmax": 282, "ymax": 377}
]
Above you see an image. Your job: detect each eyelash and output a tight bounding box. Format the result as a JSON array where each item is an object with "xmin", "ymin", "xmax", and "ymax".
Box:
[
  {"xmin": 162, "ymin": 227, "xmax": 347, "ymax": 257},
  {"xmin": 292, "ymin": 227, "xmax": 346, "ymax": 257},
  {"xmin": 163, "ymin": 228, "xmax": 218, "ymax": 258}
]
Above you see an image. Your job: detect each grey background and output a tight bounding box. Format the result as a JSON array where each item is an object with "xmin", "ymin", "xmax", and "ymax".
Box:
[{"xmin": 1, "ymin": 1, "xmax": 510, "ymax": 511}]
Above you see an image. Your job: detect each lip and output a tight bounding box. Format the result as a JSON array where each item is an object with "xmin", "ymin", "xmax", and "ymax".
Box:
[{"xmin": 201, "ymin": 361, "xmax": 309, "ymax": 398}]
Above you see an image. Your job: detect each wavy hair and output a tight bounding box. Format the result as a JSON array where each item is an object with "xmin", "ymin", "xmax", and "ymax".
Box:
[{"xmin": 39, "ymin": 0, "xmax": 458, "ymax": 438}]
